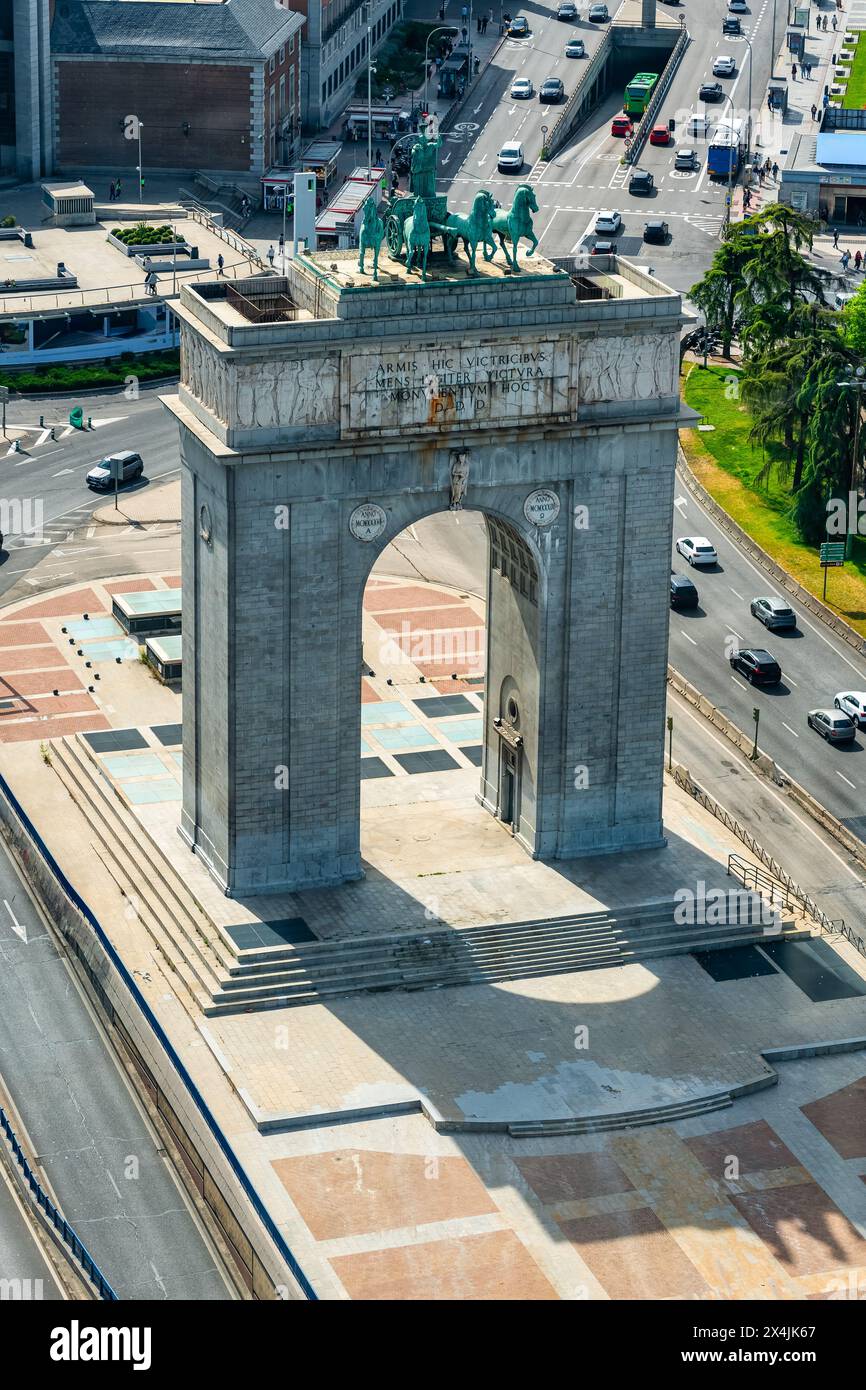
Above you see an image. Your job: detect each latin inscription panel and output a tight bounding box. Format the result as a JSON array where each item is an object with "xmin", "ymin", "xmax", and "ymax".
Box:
[{"xmin": 345, "ymin": 340, "xmax": 572, "ymax": 435}]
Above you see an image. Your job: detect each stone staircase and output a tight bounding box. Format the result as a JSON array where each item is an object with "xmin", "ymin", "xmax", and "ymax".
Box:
[
  {"xmin": 49, "ymin": 733, "xmax": 811, "ymax": 1021},
  {"xmin": 507, "ymin": 1090, "xmax": 734, "ymax": 1138}
]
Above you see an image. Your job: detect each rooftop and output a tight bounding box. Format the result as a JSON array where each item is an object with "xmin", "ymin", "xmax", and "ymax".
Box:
[{"xmin": 51, "ymin": 0, "xmax": 303, "ymax": 61}]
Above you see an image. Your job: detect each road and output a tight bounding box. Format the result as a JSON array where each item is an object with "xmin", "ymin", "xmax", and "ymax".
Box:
[
  {"xmin": 0, "ymin": 1161, "xmax": 64, "ymax": 1302},
  {"xmin": 0, "ymin": 386, "xmax": 180, "ymax": 601},
  {"xmin": 438, "ymin": 0, "xmax": 789, "ymax": 292},
  {"xmin": 0, "ymin": 837, "xmax": 232, "ymax": 1300}
]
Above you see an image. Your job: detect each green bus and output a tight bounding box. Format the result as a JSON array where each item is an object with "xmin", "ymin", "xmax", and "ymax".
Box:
[{"xmin": 623, "ymin": 72, "xmax": 659, "ymax": 117}]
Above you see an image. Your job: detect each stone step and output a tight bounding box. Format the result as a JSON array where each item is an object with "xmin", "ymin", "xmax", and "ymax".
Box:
[
  {"xmin": 217, "ymin": 917, "xmax": 795, "ymax": 995},
  {"xmin": 53, "ymin": 737, "xmax": 227, "ymax": 999},
  {"xmin": 203, "ymin": 923, "xmax": 808, "ymax": 1015},
  {"xmin": 507, "ymin": 1092, "xmax": 733, "ymax": 1138},
  {"xmin": 69, "ymin": 733, "xmax": 238, "ymax": 976},
  {"xmin": 49, "ymin": 740, "xmax": 215, "ymax": 1015}
]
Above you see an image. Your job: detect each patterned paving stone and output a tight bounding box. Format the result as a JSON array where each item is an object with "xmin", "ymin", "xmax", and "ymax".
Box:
[
  {"xmin": 103, "ymin": 578, "xmax": 155, "ymax": 594},
  {"xmin": 329, "ymin": 1230, "xmax": 558, "ymax": 1301},
  {"xmin": 18, "ymin": 588, "xmax": 104, "ymax": 618},
  {"xmin": 272, "ymin": 1150, "xmax": 497, "ymax": 1241},
  {"xmin": 0, "ymin": 622, "xmax": 49, "ymax": 647},
  {"xmin": 685, "ymin": 1120, "xmax": 800, "ymax": 1179},
  {"xmin": 728, "ymin": 1181, "xmax": 866, "ymax": 1277},
  {"xmin": 363, "ymin": 585, "xmax": 462, "ymax": 612},
  {"xmin": 518, "ymin": 1152, "xmax": 635, "ymax": 1205},
  {"xmin": 801, "ymin": 1077, "xmax": 866, "ymax": 1160},
  {"xmin": 558, "ymin": 1206, "xmax": 710, "ymax": 1300}
]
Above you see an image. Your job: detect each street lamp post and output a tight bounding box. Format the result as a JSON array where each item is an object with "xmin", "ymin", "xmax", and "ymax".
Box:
[
  {"xmin": 718, "ymin": 93, "xmax": 736, "ymax": 234},
  {"xmin": 540, "ymin": 123, "xmax": 548, "ymax": 160},
  {"xmin": 424, "ymin": 25, "xmax": 459, "ymax": 115},
  {"xmin": 137, "ymin": 120, "xmax": 144, "ymax": 203},
  {"xmin": 735, "ymin": 34, "xmax": 754, "ymax": 169},
  {"xmin": 366, "ymin": 3, "xmax": 375, "ymax": 182}
]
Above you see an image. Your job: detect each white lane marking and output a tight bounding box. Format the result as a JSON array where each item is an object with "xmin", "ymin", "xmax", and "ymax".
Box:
[
  {"xmin": 681, "ymin": 474, "xmax": 866, "ymax": 681},
  {"xmin": 34, "ymin": 428, "xmax": 51, "ymax": 448},
  {"xmin": 782, "ymin": 722, "xmax": 800, "ymax": 738},
  {"xmin": 785, "ymin": 676, "xmax": 798, "ymax": 687},
  {"xmin": 836, "ymin": 770, "xmax": 857, "ymax": 789},
  {"xmin": 671, "ymin": 691, "xmax": 866, "ymax": 885},
  {"xmin": 674, "ymin": 496, "xmax": 688, "ymax": 511},
  {"xmin": 3, "ymin": 899, "xmax": 28, "ymax": 944},
  {"xmin": 727, "ymin": 628, "xmax": 742, "ymax": 641},
  {"xmin": 679, "ymin": 629, "xmax": 698, "ymax": 645},
  {"xmin": 730, "ymin": 587, "xmax": 745, "ymax": 600}
]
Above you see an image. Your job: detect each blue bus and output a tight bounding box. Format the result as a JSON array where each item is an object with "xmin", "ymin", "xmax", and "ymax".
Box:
[{"xmin": 707, "ymin": 118, "xmax": 747, "ymax": 179}]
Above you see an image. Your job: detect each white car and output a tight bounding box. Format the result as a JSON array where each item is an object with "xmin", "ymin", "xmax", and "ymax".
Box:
[
  {"xmin": 834, "ymin": 691, "xmax": 866, "ymax": 727},
  {"xmin": 498, "ymin": 141, "xmax": 524, "ymax": 171},
  {"xmin": 594, "ymin": 209, "xmax": 622, "ymax": 234},
  {"xmin": 511, "ymin": 77, "xmax": 534, "ymax": 99},
  {"xmin": 728, "ymin": 0, "xmax": 747, "ymax": 10},
  {"xmin": 713, "ymin": 55, "xmax": 736, "ymax": 77},
  {"xmin": 676, "ymin": 536, "xmax": 718, "ymax": 566}
]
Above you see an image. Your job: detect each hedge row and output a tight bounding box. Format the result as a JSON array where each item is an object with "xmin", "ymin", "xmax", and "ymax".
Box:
[{"xmin": 0, "ymin": 350, "xmax": 180, "ymax": 395}]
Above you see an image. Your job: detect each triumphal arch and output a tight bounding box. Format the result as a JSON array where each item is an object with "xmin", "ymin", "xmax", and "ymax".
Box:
[{"xmin": 165, "ymin": 130, "xmax": 685, "ymax": 896}]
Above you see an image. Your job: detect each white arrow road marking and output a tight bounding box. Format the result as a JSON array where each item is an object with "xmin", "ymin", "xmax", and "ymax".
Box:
[
  {"xmin": 474, "ymin": 102, "xmax": 484, "ymax": 114},
  {"xmin": 3, "ymin": 899, "xmax": 28, "ymax": 944},
  {"xmin": 674, "ymin": 496, "xmax": 688, "ymax": 510},
  {"xmin": 89, "ymin": 416, "xmax": 127, "ymax": 428},
  {"xmin": 52, "ymin": 467, "xmax": 76, "ymax": 476},
  {"xmin": 442, "ymin": 153, "xmax": 452, "ymax": 165},
  {"xmin": 34, "ymin": 428, "xmax": 51, "ymax": 447}
]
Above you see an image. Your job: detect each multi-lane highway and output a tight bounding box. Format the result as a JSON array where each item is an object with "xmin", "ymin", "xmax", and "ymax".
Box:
[{"xmin": 438, "ymin": 0, "xmax": 789, "ymax": 290}]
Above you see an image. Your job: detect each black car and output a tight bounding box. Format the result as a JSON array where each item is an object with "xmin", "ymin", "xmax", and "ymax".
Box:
[
  {"xmin": 699, "ymin": 82, "xmax": 725, "ymax": 101},
  {"xmin": 644, "ymin": 219, "xmax": 670, "ymax": 243},
  {"xmin": 540, "ymin": 78, "xmax": 565, "ymax": 103},
  {"xmin": 729, "ymin": 648, "xmax": 782, "ymax": 686},
  {"xmin": 591, "ymin": 238, "xmax": 616, "ymax": 253},
  {"xmin": 508, "ymin": 15, "xmax": 529, "ymax": 35},
  {"xmin": 628, "ymin": 170, "xmax": 655, "ymax": 195},
  {"xmin": 722, "ymin": 15, "xmax": 741, "ymax": 32},
  {"xmin": 670, "ymin": 573, "xmax": 698, "ymax": 608}
]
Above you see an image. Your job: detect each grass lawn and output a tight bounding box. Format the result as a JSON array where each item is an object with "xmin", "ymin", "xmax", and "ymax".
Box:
[
  {"xmin": 841, "ymin": 32, "xmax": 865, "ymax": 108},
  {"xmin": 681, "ymin": 363, "xmax": 866, "ymax": 632}
]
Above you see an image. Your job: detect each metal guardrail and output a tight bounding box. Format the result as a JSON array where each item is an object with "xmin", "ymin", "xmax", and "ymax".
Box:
[
  {"xmin": 0, "ymin": 1104, "xmax": 118, "ymax": 1300},
  {"xmin": 671, "ymin": 763, "xmax": 866, "ymax": 960},
  {"xmin": 546, "ymin": 31, "xmax": 613, "ymax": 158},
  {"xmin": 625, "ymin": 21, "xmax": 690, "ymax": 166},
  {"xmin": 184, "ymin": 203, "xmax": 266, "ymax": 273}
]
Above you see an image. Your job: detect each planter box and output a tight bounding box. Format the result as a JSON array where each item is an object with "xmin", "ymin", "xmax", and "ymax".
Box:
[
  {"xmin": 108, "ymin": 231, "xmax": 190, "ymax": 258},
  {"xmin": 133, "ymin": 254, "xmax": 209, "ymax": 272}
]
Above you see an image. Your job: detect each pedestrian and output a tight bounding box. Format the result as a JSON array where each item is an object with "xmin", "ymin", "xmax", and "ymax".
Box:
[
  {"xmin": 115, "ymin": 178, "xmax": 122, "ymax": 199},
  {"xmin": 217, "ymin": 252, "xmax": 224, "ymax": 276},
  {"xmin": 267, "ymin": 244, "xmax": 275, "ymax": 267},
  {"xmin": 743, "ymin": 187, "xmax": 752, "ymax": 209},
  {"xmin": 792, "ymin": 61, "xmax": 798, "ymax": 80},
  {"xmin": 461, "ymin": 24, "xmax": 468, "ymax": 42},
  {"xmin": 833, "ymin": 13, "xmax": 838, "ymax": 28},
  {"xmin": 841, "ymin": 249, "xmax": 851, "ymax": 270},
  {"xmin": 856, "ymin": 249, "xmax": 863, "ymax": 270},
  {"xmin": 461, "ymin": 2, "xmax": 467, "ymax": 19},
  {"xmin": 476, "ymin": 14, "xmax": 481, "ymax": 31},
  {"xmin": 811, "ymin": 102, "xmax": 818, "ymax": 120},
  {"xmin": 823, "ymin": 13, "xmax": 828, "ymax": 28},
  {"xmin": 108, "ymin": 180, "xmax": 115, "ymax": 202},
  {"xmin": 833, "ymin": 226, "xmax": 840, "ymax": 248},
  {"xmin": 772, "ymin": 161, "xmax": 778, "ymax": 180}
]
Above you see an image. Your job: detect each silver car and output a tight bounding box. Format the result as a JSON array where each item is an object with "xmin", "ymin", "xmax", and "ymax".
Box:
[
  {"xmin": 750, "ymin": 596, "xmax": 796, "ymax": 630},
  {"xmin": 807, "ymin": 709, "xmax": 856, "ymax": 743}
]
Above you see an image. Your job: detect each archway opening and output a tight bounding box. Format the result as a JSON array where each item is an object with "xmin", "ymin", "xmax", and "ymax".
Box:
[{"xmin": 358, "ymin": 508, "xmax": 542, "ymax": 885}]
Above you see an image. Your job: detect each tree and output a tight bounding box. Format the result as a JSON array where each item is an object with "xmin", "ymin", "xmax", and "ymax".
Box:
[
  {"xmin": 689, "ymin": 228, "xmax": 753, "ymax": 357},
  {"xmin": 843, "ymin": 279, "xmax": 866, "ymax": 356},
  {"xmin": 794, "ymin": 334, "xmax": 866, "ymax": 542}
]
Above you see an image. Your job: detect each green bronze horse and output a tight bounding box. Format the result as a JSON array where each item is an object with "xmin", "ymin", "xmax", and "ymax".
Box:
[
  {"xmin": 403, "ymin": 196, "xmax": 431, "ymax": 281},
  {"xmin": 443, "ymin": 190, "xmax": 496, "ymax": 274},
  {"xmin": 487, "ymin": 184, "xmax": 540, "ymax": 271},
  {"xmin": 358, "ymin": 199, "xmax": 386, "ymax": 281}
]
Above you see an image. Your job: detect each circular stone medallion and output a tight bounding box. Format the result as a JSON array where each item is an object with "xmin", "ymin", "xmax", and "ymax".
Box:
[
  {"xmin": 523, "ymin": 489, "xmax": 561, "ymax": 528},
  {"xmin": 349, "ymin": 503, "xmax": 387, "ymax": 543}
]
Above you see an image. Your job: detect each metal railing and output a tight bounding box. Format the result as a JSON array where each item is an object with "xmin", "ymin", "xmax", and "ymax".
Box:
[
  {"xmin": 0, "ymin": 1104, "xmax": 118, "ymax": 1300},
  {"xmin": 184, "ymin": 203, "xmax": 266, "ymax": 273},
  {"xmin": 625, "ymin": 22, "xmax": 690, "ymax": 166},
  {"xmin": 671, "ymin": 762, "xmax": 866, "ymax": 960}
]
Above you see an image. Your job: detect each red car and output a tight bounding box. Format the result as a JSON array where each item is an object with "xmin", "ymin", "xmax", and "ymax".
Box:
[
  {"xmin": 649, "ymin": 123, "xmax": 670, "ymax": 146},
  {"xmin": 611, "ymin": 115, "xmax": 633, "ymax": 137}
]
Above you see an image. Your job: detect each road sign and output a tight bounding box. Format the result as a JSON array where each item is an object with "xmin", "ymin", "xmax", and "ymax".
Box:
[{"xmin": 820, "ymin": 542, "xmax": 845, "ymax": 567}]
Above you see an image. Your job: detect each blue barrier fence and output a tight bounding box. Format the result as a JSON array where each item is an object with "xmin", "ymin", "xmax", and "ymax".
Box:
[
  {"xmin": 0, "ymin": 1103, "xmax": 118, "ymax": 1300},
  {"xmin": 0, "ymin": 769, "xmax": 317, "ymax": 1302}
]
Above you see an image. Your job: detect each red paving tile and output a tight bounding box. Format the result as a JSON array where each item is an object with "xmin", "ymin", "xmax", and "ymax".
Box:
[
  {"xmin": 361, "ymin": 679, "xmax": 380, "ymax": 704},
  {"xmin": 518, "ymin": 1153, "xmax": 635, "ymax": 1206},
  {"xmin": 685, "ymin": 1121, "xmax": 800, "ymax": 1179},
  {"xmin": 0, "ymin": 623, "xmax": 50, "ymax": 647},
  {"xmin": 330, "ymin": 1230, "xmax": 558, "ymax": 1301},
  {"xmin": 0, "ymin": 671, "xmax": 83, "ymax": 697},
  {"xmin": 558, "ymin": 1207, "xmax": 710, "ymax": 1300},
  {"xmin": 801, "ymin": 1078, "xmax": 866, "ymax": 1160},
  {"xmin": 364, "ymin": 585, "xmax": 463, "ymax": 612},
  {"xmin": 0, "ymin": 648, "xmax": 70, "ymax": 672},
  {"xmin": 377, "ymin": 606, "xmax": 484, "ymax": 633},
  {"xmin": 161, "ymin": 575, "xmax": 181, "ymax": 588},
  {"xmin": 103, "ymin": 578, "xmax": 154, "ymax": 595},
  {"xmin": 15, "ymin": 588, "xmax": 105, "ymax": 619},
  {"xmin": 432, "ymin": 680, "xmax": 483, "ymax": 694},
  {"xmin": 0, "ymin": 712, "xmax": 109, "ymax": 743},
  {"xmin": 29, "ymin": 693, "xmax": 100, "ymax": 717},
  {"xmin": 729, "ymin": 1181, "xmax": 866, "ymax": 1277},
  {"xmin": 416, "ymin": 661, "xmax": 485, "ymax": 679}
]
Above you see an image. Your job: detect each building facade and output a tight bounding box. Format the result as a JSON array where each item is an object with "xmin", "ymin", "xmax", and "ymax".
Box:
[
  {"xmin": 0, "ymin": 0, "xmax": 52, "ymax": 181},
  {"xmin": 287, "ymin": 0, "xmax": 404, "ymax": 132},
  {"xmin": 51, "ymin": 0, "xmax": 304, "ymax": 180}
]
